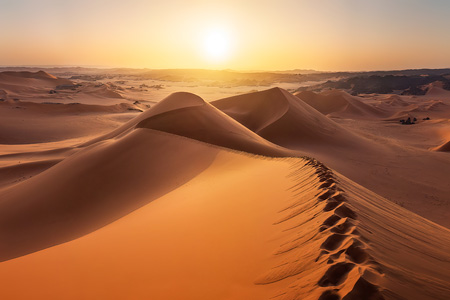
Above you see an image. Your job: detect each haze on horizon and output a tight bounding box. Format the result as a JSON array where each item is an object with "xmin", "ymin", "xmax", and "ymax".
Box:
[{"xmin": 1, "ymin": 0, "xmax": 450, "ymax": 71}]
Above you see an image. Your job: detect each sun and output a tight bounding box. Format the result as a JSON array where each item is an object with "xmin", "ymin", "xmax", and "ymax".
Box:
[{"xmin": 202, "ymin": 28, "xmax": 232, "ymax": 62}]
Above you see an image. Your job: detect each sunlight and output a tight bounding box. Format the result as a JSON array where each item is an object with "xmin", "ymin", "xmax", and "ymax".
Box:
[{"xmin": 202, "ymin": 27, "xmax": 232, "ymax": 62}]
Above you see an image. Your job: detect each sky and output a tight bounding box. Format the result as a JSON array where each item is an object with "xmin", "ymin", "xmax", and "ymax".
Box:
[{"xmin": 1, "ymin": 0, "xmax": 450, "ymax": 71}]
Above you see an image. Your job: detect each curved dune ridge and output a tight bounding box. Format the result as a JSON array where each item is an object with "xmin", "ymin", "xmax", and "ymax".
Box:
[
  {"xmin": 433, "ymin": 140, "xmax": 450, "ymax": 152},
  {"xmin": 81, "ymin": 83, "xmax": 124, "ymax": 99},
  {"xmin": 212, "ymin": 87, "xmax": 370, "ymax": 149},
  {"xmin": 294, "ymin": 90, "xmax": 388, "ymax": 118},
  {"xmin": 81, "ymin": 92, "xmax": 212, "ymax": 145},
  {"xmin": 86, "ymin": 91, "xmax": 292, "ymax": 157},
  {"xmin": 0, "ymin": 88, "xmax": 450, "ymax": 299},
  {"xmin": 136, "ymin": 92, "xmax": 292, "ymax": 157},
  {"xmin": 380, "ymin": 95, "xmax": 410, "ymax": 107}
]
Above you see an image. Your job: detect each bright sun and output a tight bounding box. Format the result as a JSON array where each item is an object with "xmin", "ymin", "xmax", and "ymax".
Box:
[{"xmin": 202, "ymin": 28, "xmax": 231, "ymax": 62}]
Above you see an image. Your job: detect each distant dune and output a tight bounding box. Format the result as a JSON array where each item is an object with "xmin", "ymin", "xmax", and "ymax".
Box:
[
  {"xmin": 433, "ymin": 140, "xmax": 450, "ymax": 152},
  {"xmin": 294, "ymin": 89, "xmax": 389, "ymax": 118},
  {"xmin": 0, "ymin": 70, "xmax": 72, "ymax": 88},
  {"xmin": 212, "ymin": 87, "xmax": 368, "ymax": 149}
]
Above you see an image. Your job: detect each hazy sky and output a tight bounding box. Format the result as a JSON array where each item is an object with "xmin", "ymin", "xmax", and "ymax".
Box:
[{"xmin": 1, "ymin": 0, "xmax": 450, "ymax": 71}]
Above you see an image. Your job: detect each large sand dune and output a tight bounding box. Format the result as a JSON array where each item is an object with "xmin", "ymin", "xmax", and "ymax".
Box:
[{"xmin": 1, "ymin": 75, "xmax": 450, "ymax": 299}]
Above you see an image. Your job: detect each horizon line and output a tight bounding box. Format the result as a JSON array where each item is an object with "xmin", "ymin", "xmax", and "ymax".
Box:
[{"xmin": 1, "ymin": 65, "xmax": 450, "ymax": 74}]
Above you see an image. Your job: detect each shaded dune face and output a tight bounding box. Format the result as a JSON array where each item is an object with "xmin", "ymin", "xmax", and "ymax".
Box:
[
  {"xmin": 80, "ymin": 92, "xmax": 211, "ymax": 147},
  {"xmin": 0, "ymin": 130, "xmax": 219, "ymax": 261},
  {"xmin": 135, "ymin": 92, "xmax": 292, "ymax": 157}
]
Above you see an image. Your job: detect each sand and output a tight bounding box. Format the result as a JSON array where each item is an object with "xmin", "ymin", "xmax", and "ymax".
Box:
[{"xmin": 0, "ymin": 70, "xmax": 449, "ymax": 299}]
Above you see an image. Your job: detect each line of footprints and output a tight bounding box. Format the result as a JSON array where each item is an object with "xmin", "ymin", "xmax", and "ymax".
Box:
[{"xmin": 304, "ymin": 158, "xmax": 384, "ymax": 300}]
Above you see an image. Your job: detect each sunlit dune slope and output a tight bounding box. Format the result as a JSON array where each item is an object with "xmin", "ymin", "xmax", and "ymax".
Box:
[{"xmin": 0, "ymin": 154, "xmax": 448, "ymax": 300}]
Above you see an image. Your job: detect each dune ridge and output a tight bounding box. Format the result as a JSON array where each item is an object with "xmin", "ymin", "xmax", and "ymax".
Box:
[
  {"xmin": 433, "ymin": 140, "xmax": 450, "ymax": 152},
  {"xmin": 294, "ymin": 90, "xmax": 388, "ymax": 118},
  {"xmin": 255, "ymin": 158, "xmax": 450, "ymax": 300},
  {"xmin": 213, "ymin": 88, "xmax": 371, "ymax": 150}
]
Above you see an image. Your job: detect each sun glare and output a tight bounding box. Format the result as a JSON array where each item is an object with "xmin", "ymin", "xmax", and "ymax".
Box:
[{"xmin": 202, "ymin": 28, "xmax": 232, "ymax": 62}]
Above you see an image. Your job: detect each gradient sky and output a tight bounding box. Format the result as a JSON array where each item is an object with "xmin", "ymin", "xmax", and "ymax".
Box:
[{"xmin": 1, "ymin": 0, "xmax": 450, "ymax": 71}]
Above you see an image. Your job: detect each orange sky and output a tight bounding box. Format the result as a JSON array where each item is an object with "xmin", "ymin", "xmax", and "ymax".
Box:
[{"xmin": 1, "ymin": 0, "xmax": 450, "ymax": 71}]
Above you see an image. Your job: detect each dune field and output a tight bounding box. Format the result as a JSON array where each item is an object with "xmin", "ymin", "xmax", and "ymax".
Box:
[{"xmin": 0, "ymin": 70, "xmax": 449, "ymax": 300}]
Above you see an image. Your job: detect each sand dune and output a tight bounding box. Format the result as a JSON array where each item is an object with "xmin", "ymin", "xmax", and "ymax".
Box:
[
  {"xmin": 0, "ymin": 71, "xmax": 139, "ymax": 144},
  {"xmin": 0, "ymin": 71, "xmax": 72, "ymax": 91},
  {"xmin": 72, "ymin": 82, "xmax": 124, "ymax": 100},
  {"xmin": 380, "ymin": 94, "xmax": 410, "ymax": 107},
  {"xmin": 0, "ymin": 92, "xmax": 292, "ymax": 260},
  {"xmin": 0, "ymin": 71, "xmax": 127, "ymax": 107},
  {"xmin": 433, "ymin": 140, "xmax": 450, "ymax": 152},
  {"xmin": 1, "ymin": 84, "xmax": 450, "ymax": 299},
  {"xmin": 295, "ymin": 90, "xmax": 388, "ymax": 119},
  {"xmin": 425, "ymin": 84, "xmax": 450, "ymax": 98},
  {"xmin": 136, "ymin": 92, "xmax": 292, "ymax": 156},
  {"xmin": 0, "ymin": 70, "xmax": 65, "ymax": 82},
  {"xmin": 0, "ymin": 129, "xmax": 220, "ymax": 261},
  {"xmin": 0, "ymin": 154, "xmax": 448, "ymax": 299},
  {"xmin": 86, "ymin": 92, "xmax": 291, "ymax": 156},
  {"xmin": 212, "ymin": 87, "xmax": 370, "ymax": 150}
]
